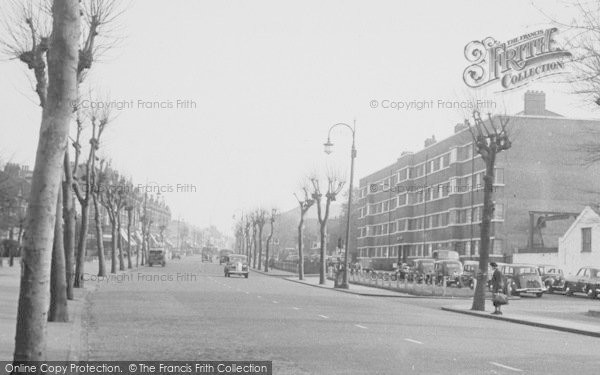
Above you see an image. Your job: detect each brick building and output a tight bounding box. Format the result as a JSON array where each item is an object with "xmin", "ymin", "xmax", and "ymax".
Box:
[{"xmin": 356, "ymin": 91, "xmax": 600, "ymax": 265}]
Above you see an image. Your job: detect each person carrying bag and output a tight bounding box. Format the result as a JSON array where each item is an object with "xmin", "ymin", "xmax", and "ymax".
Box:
[{"xmin": 490, "ymin": 262, "xmax": 507, "ymax": 315}]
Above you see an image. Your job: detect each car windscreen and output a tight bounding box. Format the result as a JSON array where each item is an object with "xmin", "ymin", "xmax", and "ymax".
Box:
[
  {"xmin": 446, "ymin": 263, "xmax": 462, "ymax": 271},
  {"xmin": 229, "ymin": 256, "xmax": 246, "ymax": 263},
  {"xmin": 590, "ymin": 269, "xmax": 600, "ymax": 278},
  {"xmin": 515, "ymin": 267, "xmax": 537, "ymax": 275}
]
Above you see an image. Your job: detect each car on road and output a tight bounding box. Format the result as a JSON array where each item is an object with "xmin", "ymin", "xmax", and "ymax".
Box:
[
  {"xmin": 148, "ymin": 248, "xmax": 166, "ymax": 267},
  {"xmin": 433, "ymin": 259, "xmax": 463, "ymax": 286},
  {"xmin": 563, "ymin": 266, "xmax": 600, "ymax": 298},
  {"xmin": 224, "ymin": 254, "xmax": 249, "ymax": 278},
  {"xmin": 537, "ymin": 265, "xmax": 565, "ymax": 293},
  {"xmin": 500, "ymin": 264, "xmax": 546, "ymax": 297},
  {"xmin": 171, "ymin": 251, "xmax": 183, "ymax": 260}
]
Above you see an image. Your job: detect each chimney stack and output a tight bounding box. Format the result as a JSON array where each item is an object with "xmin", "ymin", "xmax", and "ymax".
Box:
[
  {"xmin": 424, "ymin": 135, "xmax": 437, "ymax": 148},
  {"xmin": 524, "ymin": 90, "xmax": 546, "ymax": 115}
]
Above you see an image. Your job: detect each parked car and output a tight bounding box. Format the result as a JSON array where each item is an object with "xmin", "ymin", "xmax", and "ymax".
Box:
[
  {"xmin": 172, "ymin": 251, "xmax": 182, "ymax": 260},
  {"xmin": 500, "ymin": 264, "xmax": 546, "ymax": 297},
  {"xmin": 433, "ymin": 259, "xmax": 463, "ymax": 286},
  {"xmin": 148, "ymin": 248, "xmax": 166, "ymax": 267},
  {"xmin": 460, "ymin": 261, "xmax": 495, "ymax": 289},
  {"xmin": 563, "ymin": 267, "xmax": 600, "ymax": 298},
  {"xmin": 224, "ymin": 254, "xmax": 249, "ymax": 278},
  {"xmin": 537, "ymin": 265, "xmax": 565, "ymax": 293}
]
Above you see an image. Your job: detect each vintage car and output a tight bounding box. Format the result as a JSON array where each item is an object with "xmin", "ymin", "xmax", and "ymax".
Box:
[
  {"xmin": 147, "ymin": 248, "xmax": 166, "ymax": 267},
  {"xmin": 537, "ymin": 265, "xmax": 565, "ymax": 293},
  {"xmin": 563, "ymin": 267, "xmax": 600, "ymax": 298},
  {"xmin": 224, "ymin": 254, "xmax": 249, "ymax": 278},
  {"xmin": 500, "ymin": 264, "xmax": 546, "ymax": 297},
  {"xmin": 171, "ymin": 250, "xmax": 183, "ymax": 260},
  {"xmin": 433, "ymin": 259, "xmax": 463, "ymax": 286},
  {"xmin": 459, "ymin": 261, "xmax": 495, "ymax": 289}
]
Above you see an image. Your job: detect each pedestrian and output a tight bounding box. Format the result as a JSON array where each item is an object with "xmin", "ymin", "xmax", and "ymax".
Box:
[{"xmin": 490, "ymin": 262, "xmax": 504, "ymax": 315}]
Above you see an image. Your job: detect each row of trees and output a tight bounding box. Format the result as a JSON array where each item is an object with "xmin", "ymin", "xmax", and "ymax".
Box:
[
  {"xmin": 233, "ymin": 172, "xmax": 347, "ymax": 286},
  {"xmin": 234, "ymin": 208, "xmax": 277, "ymax": 272},
  {"xmin": 0, "ymin": 0, "xmax": 133, "ymax": 361}
]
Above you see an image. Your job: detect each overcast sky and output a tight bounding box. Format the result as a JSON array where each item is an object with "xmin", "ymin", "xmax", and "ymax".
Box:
[{"xmin": 0, "ymin": 0, "xmax": 595, "ymax": 235}]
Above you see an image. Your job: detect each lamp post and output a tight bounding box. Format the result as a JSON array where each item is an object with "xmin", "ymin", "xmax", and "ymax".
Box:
[{"xmin": 323, "ymin": 120, "xmax": 356, "ymax": 289}]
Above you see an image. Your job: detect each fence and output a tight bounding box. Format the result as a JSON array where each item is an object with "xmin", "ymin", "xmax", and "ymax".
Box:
[
  {"xmin": 347, "ymin": 270, "xmax": 478, "ymax": 298},
  {"xmin": 272, "ymin": 260, "xmax": 321, "ymax": 274}
]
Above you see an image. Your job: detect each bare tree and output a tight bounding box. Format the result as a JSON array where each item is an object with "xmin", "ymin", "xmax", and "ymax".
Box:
[
  {"xmin": 99, "ymin": 165, "xmax": 127, "ymax": 274},
  {"xmin": 244, "ymin": 218, "xmax": 252, "ymax": 262},
  {"xmin": 294, "ymin": 185, "xmax": 314, "ymax": 280},
  {"xmin": 264, "ymin": 209, "xmax": 277, "ymax": 272},
  {"xmin": 465, "ymin": 110, "xmax": 511, "ymax": 311},
  {"xmin": 251, "ymin": 214, "xmax": 258, "ymax": 269},
  {"xmin": 311, "ymin": 174, "xmax": 345, "ymax": 285},
  {"xmin": 91, "ymin": 159, "xmax": 108, "ymax": 276},
  {"xmin": 11, "ymin": 0, "xmax": 81, "ymax": 362},
  {"xmin": 255, "ymin": 209, "xmax": 267, "ymax": 270},
  {"xmin": 73, "ymin": 105, "xmax": 110, "ymax": 282}
]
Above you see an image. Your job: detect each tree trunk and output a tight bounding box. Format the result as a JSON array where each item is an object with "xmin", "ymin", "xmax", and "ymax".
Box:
[
  {"xmin": 74, "ymin": 199, "xmax": 90, "ymax": 287},
  {"xmin": 319, "ymin": 222, "xmax": 327, "ymax": 285},
  {"xmin": 13, "ymin": 0, "xmax": 80, "ymax": 361},
  {"xmin": 265, "ymin": 221, "xmax": 273, "ymax": 273},
  {"xmin": 110, "ymin": 221, "xmax": 117, "ymax": 274},
  {"xmin": 471, "ymin": 152, "xmax": 496, "ymax": 311},
  {"xmin": 63, "ymin": 150, "xmax": 76, "ymax": 300},
  {"xmin": 93, "ymin": 193, "xmax": 106, "ymax": 277},
  {"xmin": 298, "ymin": 215, "xmax": 305, "ymax": 280},
  {"xmin": 127, "ymin": 210, "xmax": 133, "ymax": 269},
  {"xmin": 257, "ymin": 225, "xmax": 264, "ymax": 270},
  {"xmin": 252, "ymin": 227, "xmax": 257, "ymax": 269},
  {"xmin": 49, "ymin": 184, "xmax": 68, "ymax": 322},
  {"xmin": 117, "ymin": 214, "xmax": 124, "ymax": 271}
]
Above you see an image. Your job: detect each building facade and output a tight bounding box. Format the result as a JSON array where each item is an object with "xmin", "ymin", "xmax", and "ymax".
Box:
[{"xmin": 356, "ymin": 91, "xmax": 600, "ymax": 264}]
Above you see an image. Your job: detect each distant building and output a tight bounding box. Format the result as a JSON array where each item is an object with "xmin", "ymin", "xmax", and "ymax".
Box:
[
  {"xmin": 557, "ymin": 206, "xmax": 600, "ymax": 275},
  {"xmin": 356, "ymin": 91, "xmax": 600, "ymax": 264}
]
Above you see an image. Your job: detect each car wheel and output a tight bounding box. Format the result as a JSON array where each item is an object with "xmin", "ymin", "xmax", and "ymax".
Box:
[
  {"xmin": 469, "ymin": 280, "xmax": 475, "ymax": 289},
  {"xmin": 536, "ymin": 293, "xmax": 543, "ymax": 298},
  {"xmin": 148, "ymin": 262, "xmax": 152, "ymax": 267},
  {"xmin": 565, "ymin": 285, "xmax": 572, "ymax": 296},
  {"xmin": 586, "ymin": 288, "xmax": 597, "ymax": 299},
  {"xmin": 162, "ymin": 262, "xmax": 165, "ymax": 267},
  {"xmin": 245, "ymin": 273, "xmax": 249, "ymax": 279}
]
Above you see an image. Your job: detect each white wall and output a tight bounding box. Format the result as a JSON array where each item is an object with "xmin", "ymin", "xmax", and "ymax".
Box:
[
  {"xmin": 512, "ymin": 252, "xmax": 558, "ymax": 266},
  {"xmin": 558, "ymin": 208, "xmax": 600, "ymax": 276}
]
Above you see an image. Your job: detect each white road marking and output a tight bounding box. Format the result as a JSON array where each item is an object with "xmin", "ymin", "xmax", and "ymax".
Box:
[
  {"xmin": 292, "ymin": 307, "xmax": 300, "ymax": 310},
  {"xmin": 404, "ymin": 338, "xmax": 423, "ymax": 345},
  {"xmin": 245, "ymin": 292, "xmax": 250, "ymax": 295},
  {"xmin": 489, "ymin": 362, "xmax": 523, "ymax": 372},
  {"xmin": 354, "ymin": 324, "xmax": 368, "ymax": 329},
  {"xmin": 318, "ymin": 315, "xmax": 329, "ymax": 319},
  {"xmin": 272, "ymin": 300, "xmax": 279, "ymax": 304},
  {"xmin": 257, "ymin": 296, "xmax": 262, "ymax": 298}
]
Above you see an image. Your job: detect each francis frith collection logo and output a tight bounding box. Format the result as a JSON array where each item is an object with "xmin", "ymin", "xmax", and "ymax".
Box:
[{"xmin": 463, "ymin": 28, "xmax": 572, "ymax": 91}]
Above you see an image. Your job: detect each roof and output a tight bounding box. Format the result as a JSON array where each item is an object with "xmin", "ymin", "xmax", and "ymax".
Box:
[{"xmin": 560, "ymin": 206, "xmax": 600, "ymax": 241}]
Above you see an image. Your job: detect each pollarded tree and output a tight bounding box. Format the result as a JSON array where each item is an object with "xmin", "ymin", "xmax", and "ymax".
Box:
[
  {"xmin": 293, "ymin": 185, "xmax": 314, "ymax": 280},
  {"xmin": 311, "ymin": 174, "xmax": 345, "ymax": 285},
  {"xmin": 264, "ymin": 209, "xmax": 277, "ymax": 272},
  {"xmin": 9, "ymin": 0, "xmax": 81, "ymax": 362},
  {"xmin": 99, "ymin": 164, "xmax": 127, "ymax": 274},
  {"xmin": 465, "ymin": 110, "xmax": 511, "ymax": 311}
]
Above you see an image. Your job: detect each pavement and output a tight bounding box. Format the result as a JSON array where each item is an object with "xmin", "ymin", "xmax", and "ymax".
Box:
[
  {"xmin": 285, "ymin": 275, "xmax": 417, "ymax": 297},
  {"xmin": 442, "ymin": 305, "xmax": 600, "ymax": 338},
  {"xmin": 0, "ymin": 258, "xmax": 137, "ymax": 361},
  {"xmin": 81, "ymin": 257, "xmax": 600, "ymax": 373}
]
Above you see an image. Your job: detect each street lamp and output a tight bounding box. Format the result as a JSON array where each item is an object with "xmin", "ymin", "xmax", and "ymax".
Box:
[{"xmin": 323, "ymin": 120, "xmax": 356, "ymax": 289}]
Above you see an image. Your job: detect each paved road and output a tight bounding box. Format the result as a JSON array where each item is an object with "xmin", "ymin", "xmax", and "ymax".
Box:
[{"xmin": 83, "ymin": 256, "xmax": 600, "ymax": 374}]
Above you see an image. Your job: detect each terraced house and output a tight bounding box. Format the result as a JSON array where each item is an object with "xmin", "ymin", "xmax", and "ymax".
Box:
[{"xmin": 356, "ymin": 91, "xmax": 600, "ymax": 266}]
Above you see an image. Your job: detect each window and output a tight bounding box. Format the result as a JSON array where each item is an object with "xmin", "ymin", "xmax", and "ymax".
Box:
[
  {"xmin": 432, "ymin": 214, "xmax": 439, "ymax": 227},
  {"xmin": 442, "ymin": 182, "xmax": 450, "ymax": 197},
  {"xmin": 433, "ymin": 157, "xmax": 440, "ymax": 171},
  {"xmin": 389, "ymin": 222, "xmax": 396, "ymax": 233},
  {"xmin": 494, "ymin": 203, "xmax": 504, "ymax": 220},
  {"xmin": 442, "ymin": 154, "xmax": 450, "ymax": 167},
  {"xmin": 582, "ymin": 227, "xmax": 592, "ymax": 252},
  {"xmin": 441, "ymin": 212, "xmax": 449, "ymax": 226},
  {"xmin": 495, "ymin": 168, "xmax": 504, "ymax": 184},
  {"xmin": 397, "ymin": 219, "xmax": 406, "ymax": 232},
  {"xmin": 472, "ymin": 206, "xmax": 481, "ymax": 222},
  {"xmin": 398, "ymin": 169, "xmax": 407, "ymax": 181},
  {"xmin": 398, "ymin": 193, "xmax": 407, "ymax": 206},
  {"xmin": 383, "ymin": 201, "xmax": 389, "ymax": 212}
]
